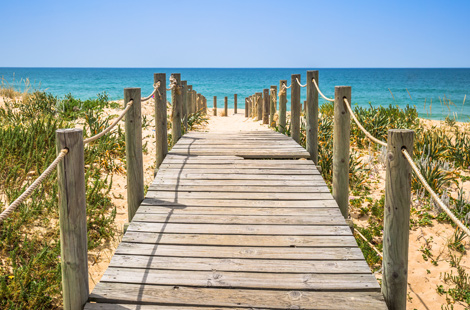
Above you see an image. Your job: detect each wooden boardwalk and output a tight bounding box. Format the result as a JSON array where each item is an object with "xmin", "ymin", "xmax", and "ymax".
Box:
[{"xmin": 85, "ymin": 130, "xmax": 387, "ymax": 309}]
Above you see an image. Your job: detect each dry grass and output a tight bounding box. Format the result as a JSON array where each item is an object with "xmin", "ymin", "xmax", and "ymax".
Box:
[{"xmin": 0, "ymin": 77, "xmax": 33, "ymax": 101}]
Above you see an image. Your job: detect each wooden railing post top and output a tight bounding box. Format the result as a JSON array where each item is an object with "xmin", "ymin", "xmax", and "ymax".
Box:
[
  {"xmin": 124, "ymin": 87, "xmax": 140, "ymax": 91},
  {"xmin": 182, "ymin": 80, "xmax": 187, "ymax": 86},
  {"xmin": 280, "ymin": 79, "xmax": 287, "ymax": 84},
  {"xmin": 188, "ymin": 85, "xmax": 192, "ymax": 90},
  {"xmin": 388, "ymin": 128, "xmax": 415, "ymax": 134},
  {"xmin": 153, "ymin": 73, "xmax": 166, "ymax": 81},
  {"xmin": 171, "ymin": 73, "xmax": 181, "ymax": 80},
  {"xmin": 307, "ymin": 70, "xmax": 319, "ymax": 80},
  {"xmin": 291, "ymin": 74, "xmax": 301, "ymax": 80},
  {"xmin": 335, "ymin": 86, "xmax": 351, "ymax": 91},
  {"xmin": 56, "ymin": 128, "xmax": 82, "ymax": 135}
]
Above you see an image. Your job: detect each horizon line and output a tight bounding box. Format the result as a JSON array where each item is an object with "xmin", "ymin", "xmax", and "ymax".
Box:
[{"xmin": 1, "ymin": 66, "xmax": 470, "ymax": 69}]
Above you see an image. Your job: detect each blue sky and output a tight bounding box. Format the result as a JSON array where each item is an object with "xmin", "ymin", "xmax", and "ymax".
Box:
[{"xmin": 1, "ymin": 0, "xmax": 469, "ymax": 67}]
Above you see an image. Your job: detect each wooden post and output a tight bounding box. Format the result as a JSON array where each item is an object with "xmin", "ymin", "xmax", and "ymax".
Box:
[
  {"xmin": 291, "ymin": 74, "xmax": 301, "ymax": 143},
  {"xmin": 187, "ymin": 85, "xmax": 193, "ymax": 115},
  {"xmin": 245, "ymin": 98, "xmax": 248, "ymax": 117},
  {"xmin": 234, "ymin": 94, "xmax": 238, "ymax": 114},
  {"xmin": 224, "ymin": 96, "xmax": 228, "ymax": 116},
  {"xmin": 213, "ymin": 96, "xmax": 217, "ymax": 116},
  {"xmin": 192, "ymin": 91, "xmax": 196, "ymax": 113},
  {"xmin": 279, "ymin": 80, "xmax": 287, "ymax": 133},
  {"xmin": 154, "ymin": 73, "xmax": 168, "ymax": 172},
  {"xmin": 256, "ymin": 92, "xmax": 262, "ymax": 121},
  {"xmin": 263, "ymin": 89, "xmax": 269, "ymax": 124},
  {"xmin": 171, "ymin": 73, "xmax": 182, "ymax": 144},
  {"xmin": 124, "ymin": 88, "xmax": 144, "ymax": 222},
  {"xmin": 56, "ymin": 128, "xmax": 88, "ymax": 310},
  {"xmin": 382, "ymin": 129, "xmax": 414, "ymax": 310},
  {"xmin": 333, "ymin": 86, "xmax": 351, "ymax": 219},
  {"xmin": 248, "ymin": 96, "xmax": 252, "ymax": 117},
  {"xmin": 306, "ymin": 70, "xmax": 319, "ymax": 164},
  {"xmin": 181, "ymin": 80, "xmax": 188, "ymax": 132},
  {"xmin": 270, "ymin": 86, "xmax": 277, "ymax": 127},
  {"xmin": 204, "ymin": 96, "xmax": 207, "ymax": 114}
]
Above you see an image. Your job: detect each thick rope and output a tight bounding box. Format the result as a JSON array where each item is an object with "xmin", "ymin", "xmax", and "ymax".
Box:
[
  {"xmin": 166, "ymin": 76, "xmax": 177, "ymax": 91},
  {"xmin": 83, "ymin": 99, "xmax": 134, "ymax": 144},
  {"xmin": 402, "ymin": 149, "xmax": 470, "ymax": 239},
  {"xmin": 0, "ymin": 149, "xmax": 68, "ymax": 224},
  {"xmin": 295, "ymin": 78, "xmax": 306, "ymax": 88},
  {"xmin": 343, "ymin": 98, "xmax": 387, "ymax": 147},
  {"xmin": 141, "ymin": 82, "xmax": 160, "ymax": 102},
  {"xmin": 354, "ymin": 228, "xmax": 383, "ymax": 259},
  {"xmin": 312, "ymin": 79, "xmax": 334, "ymax": 102}
]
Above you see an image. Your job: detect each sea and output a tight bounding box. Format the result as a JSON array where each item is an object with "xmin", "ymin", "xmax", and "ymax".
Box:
[{"xmin": 1, "ymin": 68, "xmax": 469, "ymax": 121}]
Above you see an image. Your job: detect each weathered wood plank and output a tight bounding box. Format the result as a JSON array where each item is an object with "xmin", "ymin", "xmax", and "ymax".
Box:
[
  {"xmin": 153, "ymin": 174, "xmax": 318, "ymax": 181},
  {"xmin": 85, "ymin": 304, "xmax": 244, "ymax": 310},
  {"xmin": 157, "ymin": 168, "xmax": 319, "ymax": 175},
  {"xmin": 100, "ymin": 268, "xmax": 380, "ymax": 291},
  {"xmin": 146, "ymin": 191, "xmax": 333, "ymax": 201},
  {"xmin": 130, "ymin": 213, "xmax": 345, "ymax": 225},
  {"xmin": 151, "ymin": 179, "xmax": 325, "ymax": 187},
  {"xmin": 135, "ymin": 205, "xmax": 343, "ymax": 216},
  {"xmin": 147, "ymin": 185, "xmax": 330, "ymax": 193},
  {"xmin": 89, "ymin": 283, "xmax": 388, "ymax": 309},
  {"xmin": 121, "ymin": 232, "xmax": 356, "ymax": 247},
  {"xmin": 126, "ymin": 222, "xmax": 349, "ymax": 235},
  {"xmin": 139, "ymin": 198, "xmax": 337, "ymax": 208},
  {"xmin": 108, "ymin": 255, "xmax": 372, "ymax": 273},
  {"xmin": 115, "ymin": 243, "xmax": 363, "ymax": 260}
]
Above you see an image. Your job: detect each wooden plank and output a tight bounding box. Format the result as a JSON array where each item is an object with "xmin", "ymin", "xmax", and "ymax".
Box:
[
  {"xmin": 139, "ymin": 198, "xmax": 337, "ymax": 208},
  {"xmin": 121, "ymin": 232, "xmax": 356, "ymax": 247},
  {"xmin": 167, "ymin": 151, "xmax": 310, "ymax": 159},
  {"xmin": 146, "ymin": 191, "xmax": 334, "ymax": 201},
  {"xmin": 154, "ymin": 174, "xmax": 318, "ymax": 180},
  {"xmin": 130, "ymin": 214, "xmax": 345, "ymax": 226},
  {"xmin": 135, "ymin": 205, "xmax": 343, "ymax": 216},
  {"xmin": 158, "ymin": 162, "xmax": 317, "ymax": 168},
  {"xmin": 89, "ymin": 283, "xmax": 388, "ymax": 309},
  {"xmin": 157, "ymin": 168, "xmax": 319, "ymax": 175},
  {"xmin": 151, "ymin": 179, "xmax": 325, "ymax": 187},
  {"xmin": 115, "ymin": 243, "xmax": 363, "ymax": 260},
  {"xmin": 85, "ymin": 304, "xmax": 242, "ymax": 310},
  {"xmin": 171, "ymin": 145, "xmax": 307, "ymax": 149},
  {"xmin": 99, "ymin": 268, "xmax": 380, "ymax": 291},
  {"xmin": 126, "ymin": 222, "xmax": 349, "ymax": 235},
  {"xmin": 108, "ymin": 255, "xmax": 372, "ymax": 273},
  {"xmin": 147, "ymin": 185, "xmax": 330, "ymax": 193}
]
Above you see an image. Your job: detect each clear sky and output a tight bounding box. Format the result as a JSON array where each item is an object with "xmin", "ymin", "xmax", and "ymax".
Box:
[{"xmin": 1, "ymin": 0, "xmax": 469, "ymax": 68}]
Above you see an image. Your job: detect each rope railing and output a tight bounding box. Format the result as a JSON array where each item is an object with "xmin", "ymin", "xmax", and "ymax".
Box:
[
  {"xmin": 0, "ymin": 149, "xmax": 68, "ymax": 223},
  {"xmin": 312, "ymin": 79, "xmax": 334, "ymax": 102},
  {"xmin": 354, "ymin": 228, "xmax": 383, "ymax": 259},
  {"xmin": 141, "ymin": 82, "xmax": 160, "ymax": 102},
  {"xmin": 342, "ymin": 98, "xmax": 469, "ymax": 240},
  {"xmin": 402, "ymin": 148, "xmax": 470, "ymax": 237},
  {"xmin": 343, "ymin": 98, "xmax": 387, "ymax": 147},
  {"xmin": 83, "ymin": 99, "xmax": 134, "ymax": 144},
  {"xmin": 295, "ymin": 78, "xmax": 306, "ymax": 88}
]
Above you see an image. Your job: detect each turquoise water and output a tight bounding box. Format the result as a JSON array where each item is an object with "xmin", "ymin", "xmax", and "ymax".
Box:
[{"xmin": 1, "ymin": 68, "xmax": 469, "ymax": 121}]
